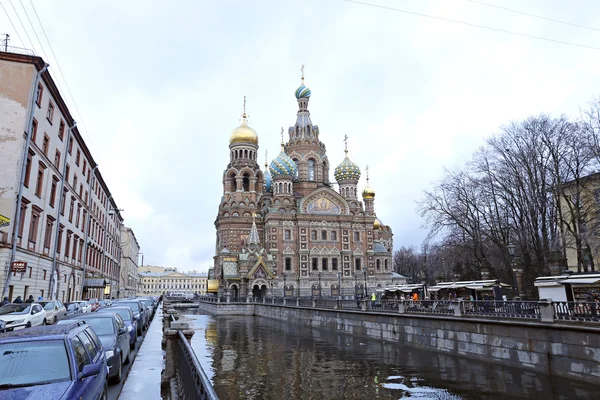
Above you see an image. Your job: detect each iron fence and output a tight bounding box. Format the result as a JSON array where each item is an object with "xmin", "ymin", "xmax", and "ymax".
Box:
[
  {"xmin": 177, "ymin": 330, "xmax": 219, "ymax": 400},
  {"xmin": 553, "ymin": 301, "xmax": 600, "ymax": 322},
  {"xmin": 404, "ymin": 300, "xmax": 454, "ymax": 315},
  {"xmin": 462, "ymin": 300, "xmax": 541, "ymax": 319}
]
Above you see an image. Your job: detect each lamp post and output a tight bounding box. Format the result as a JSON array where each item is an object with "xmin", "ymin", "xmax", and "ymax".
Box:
[
  {"xmin": 283, "ymin": 273, "xmax": 287, "ymax": 298},
  {"xmin": 297, "ymin": 274, "xmax": 300, "ymax": 298},
  {"xmin": 507, "ymin": 243, "xmax": 519, "ymax": 298},
  {"xmin": 337, "ymin": 271, "xmax": 342, "ymax": 300},
  {"xmin": 363, "ymin": 271, "xmax": 368, "ymax": 297},
  {"xmin": 318, "ymin": 272, "xmax": 322, "ymax": 298},
  {"xmin": 354, "ymin": 274, "xmax": 358, "ymax": 298}
]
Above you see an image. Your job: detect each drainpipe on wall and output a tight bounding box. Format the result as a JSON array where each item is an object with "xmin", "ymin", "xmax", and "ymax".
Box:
[
  {"xmin": 2, "ymin": 63, "xmax": 49, "ymax": 299},
  {"xmin": 49, "ymin": 122, "xmax": 78, "ymax": 300}
]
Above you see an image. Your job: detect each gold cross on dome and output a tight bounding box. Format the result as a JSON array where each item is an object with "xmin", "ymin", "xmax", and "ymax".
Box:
[
  {"xmin": 280, "ymin": 127, "xmax": 284, "ymax": 144},
  {"xmin": 301, "ymin": 64, "xmax": 305, "ymax": 83},
  {"xmin": 242, "ymin": 96, "xmax": 247, "ymax": 117},
  {"xmin": 344, "ymin": 134, "xmax": 348, "ymax": 154},
  {"xmin": 366, "ymin": 165, "xmax": 370, "ymax": 183}
]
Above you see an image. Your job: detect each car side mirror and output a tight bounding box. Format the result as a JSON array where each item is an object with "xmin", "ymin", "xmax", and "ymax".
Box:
[
  {"xmin": 79, "ymin": 363, "xmax": 101, "ymax": 380},
  {"xmin": 119, "ymin": 327, "xmax": 127, "ymax": 334}
]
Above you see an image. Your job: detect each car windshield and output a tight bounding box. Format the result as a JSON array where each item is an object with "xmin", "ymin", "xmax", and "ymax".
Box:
[
  {"xmin": 117, "ymin": 302, "xmax": 140, "ymax": 313},
  {"xmin": 83, "ymin": 318, "xmax": 115, "ymax": 336},
  {"xmin": 0, "ymin": 304, "xmax": 30, "ymax": 315},
  {"xmin": 42, "ymin": 302, "xmax": 56, "ymax": 310},
  {"xmin": 99, "ymin": 308, "xmax": 131, "ymax": 321},
  {"xmin": 0, "ymin": 340, "xmax": 71, "ymax": 386}
]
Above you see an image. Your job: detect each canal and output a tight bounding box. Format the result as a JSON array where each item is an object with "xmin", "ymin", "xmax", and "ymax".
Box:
[{"xmin": 182, "ymin": 310, "xmax": 597, "ymax": 399}]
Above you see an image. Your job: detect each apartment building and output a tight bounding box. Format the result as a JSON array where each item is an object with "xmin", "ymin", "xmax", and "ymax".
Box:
[
  {"xmin": 0, "ymin": 49, "xmax": 123, "ymax": 302},
  {"xmin": 119, "ymin": 226, "xmax": 140, "ymax": 298},
  {"xmin": 138, "ymin": 265, "xmax": 208, "ymax": 296}
]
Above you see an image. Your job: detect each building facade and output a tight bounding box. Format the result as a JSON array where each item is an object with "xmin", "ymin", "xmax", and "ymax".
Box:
[
  {"xmin": 212, "ymin": 73, "xmax": 403, "ymax": 300},
  {"xmin": 0, "ymin": 49, "xmax": 124, "ymax": 302},
  {"xmin": 138, "ymin": 265, "xmax": 208, "ymax": 296},
  {"xmin": 119, "ymin": 226, "xmax": 140, "ymax": 298}
]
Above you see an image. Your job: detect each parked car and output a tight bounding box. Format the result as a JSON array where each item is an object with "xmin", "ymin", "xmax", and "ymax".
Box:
[
  {"xmin": 0, "ymin": 303, "xmax": 46, "ymax": 331},
  {"xmin": 0, "ymin": 320, "xmax": 5, "ymax": 333},
  {"xmin": 76, "ymin": 301, "xmax": 92, "ymax": 313},
  {"xmin": 113, "ymin": 300, "xmax": 146, "ymax": 335},
  {"xmin": 137, "ymin": 298, "xmax": 155, "ymax": 319},
  {"xmin": 97, "ymin": 306, "xmax": 137, "ymax": 349},
  {"xmin": 85, "ymin": 298, "xmax": 101, "ymax": 312},
  {"xmin": 39, "ymin": 300, "xmax": 67, "ymax": 324},
  {"xmin": 0, "ymin": 321, "xmax": 108, "ymax": 399},
  {"xmin": 65, "ymin": 302, "xmax": 83, "ymax": 317},
  {"xmin": 97, "ymin": 299, "xmax": 112, "ymax": 308},
  {"xmin": 60, "ymin": 313, "xmax": 131, "ymax": 383}
]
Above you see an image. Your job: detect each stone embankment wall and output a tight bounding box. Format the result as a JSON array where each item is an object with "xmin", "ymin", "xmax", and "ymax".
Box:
[{"xmin": 194, "ymin": 301, "xmax": 600, "ymax": 385}]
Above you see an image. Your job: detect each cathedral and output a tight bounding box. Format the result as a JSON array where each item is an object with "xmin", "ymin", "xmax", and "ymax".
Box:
[{"xmin": 211, "ymin": 71, "xmax": 402, "ymax": 300}]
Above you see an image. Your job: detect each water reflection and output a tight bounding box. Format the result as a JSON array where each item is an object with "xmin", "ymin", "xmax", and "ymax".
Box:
[{"xmin": 183, "ymin": 312, "xmax": 597, "ymax": 400}]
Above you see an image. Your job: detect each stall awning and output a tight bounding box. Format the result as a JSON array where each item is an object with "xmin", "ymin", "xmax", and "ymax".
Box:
[
  {"xmin": 534, "ymin": 281, "xmax": 562, "ymax": 287},
  {"xmin": 561, "ymin": 278, "xmax": 600, "ymax": 285}
]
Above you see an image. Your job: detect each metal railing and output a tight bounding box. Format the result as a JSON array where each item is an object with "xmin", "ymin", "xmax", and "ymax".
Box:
[
  {"xmin": 462, "ymin": 300, "xmax": 541, "ymax": 319},
  {"xmin": 192, "ymin": 296, "xmax": 599, "ymax": 324},
  {"xmin": 553, "ymin": 301, "xmax": 600, "ymax": 322},
  {"xmin": 177, "ymin": 329, "xmax": 219, "ymax": 400}
]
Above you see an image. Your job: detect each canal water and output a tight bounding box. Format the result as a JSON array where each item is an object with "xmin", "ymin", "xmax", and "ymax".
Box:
[{"xmin": 182, "ymin": 311, "xmax": 598, "ymax": 400}]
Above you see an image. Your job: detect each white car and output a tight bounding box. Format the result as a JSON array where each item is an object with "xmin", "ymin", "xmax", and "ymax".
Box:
[
  {"xmin": 0, "ymin": 303, "xmax": 46, "ymax": 331},
  {"xmin": 75, "ymin": 300, "xmax": 92, "ymax": 313},
  {"xmin": 39, "ymin": 300, "xmax": 67, "ymax": 324}
]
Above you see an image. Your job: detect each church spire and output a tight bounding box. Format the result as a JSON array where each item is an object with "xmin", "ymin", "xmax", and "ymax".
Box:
[{"xmin": 248, "ymin": 213, "xmax": 260, "ymax": 248}]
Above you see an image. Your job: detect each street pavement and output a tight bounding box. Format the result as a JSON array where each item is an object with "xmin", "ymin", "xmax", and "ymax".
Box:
[{"xmin": 108, "ymin": 306, "xmax": 161, "ymax": 400}]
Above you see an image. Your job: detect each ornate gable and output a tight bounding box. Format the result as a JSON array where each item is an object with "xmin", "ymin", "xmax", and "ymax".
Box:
[
  {"xmin": 246, "ymin": 255, "xmax": 276, "ymax": 280},
  {"xmin": 298, "ymin": 187, "xmax": 350, "ymax": 215}
]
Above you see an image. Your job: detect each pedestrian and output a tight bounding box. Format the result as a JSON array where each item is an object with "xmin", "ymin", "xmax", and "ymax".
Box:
[
  {"xmin": 371, "ymin": 292, "xmax": 376, "ymax": 309},
  {"xmin": 13, "ymin": 296, "xmax": 23, "ymax": 303},
  {"xmin": 0, "ymin": 297, "xmax": 9, "ymax": 306},
  {"xmin": 585, "ymin": 291, "xmax": 597, "ymax": 316},
  {"xmin": 25, "ymin": 295, "xmax": 34, "ymax": 303}
]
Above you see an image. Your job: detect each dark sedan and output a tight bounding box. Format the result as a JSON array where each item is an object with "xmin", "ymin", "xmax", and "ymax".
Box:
[
  {"xmin": 97, "ymin": 306, "xmax": 137, "ymax": 349},
  {"xmin": 64, "ymin": 302, "xmax": 83, "ymax": 317},
  {"xmin": 59, "ymin": 313, "xmax": 130, "ymax": 383},
  {"xmin": 112, "ymin": 300, "xmax": 146, "ymax": 335}
]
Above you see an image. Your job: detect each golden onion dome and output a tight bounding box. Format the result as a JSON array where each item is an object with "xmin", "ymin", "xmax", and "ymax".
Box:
[
  {"xmin": 230, "ymin": 114, "xmax": 258, "ymax": 145},
  {"xmin": 373, "ymin": 218, "xmax": 382, "ymax": 230},
  {"xmin": 362, "ymin": 185, "xmax": 375, "ymax": 199}
]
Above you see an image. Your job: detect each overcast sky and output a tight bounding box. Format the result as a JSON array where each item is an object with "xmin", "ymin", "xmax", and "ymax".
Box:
[{"xmin": 3, "ymin": 0, "xmax": 600, "ymax": 272}]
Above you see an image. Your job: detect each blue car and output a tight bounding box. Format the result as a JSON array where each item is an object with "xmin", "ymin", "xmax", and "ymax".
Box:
[
  {"xmin": 97, "ymin": 306, "xmax": 137, "ymax": 349},
  {"xmin": 0, "ymin": 321, "xmax": 108, "ymax": 399}
]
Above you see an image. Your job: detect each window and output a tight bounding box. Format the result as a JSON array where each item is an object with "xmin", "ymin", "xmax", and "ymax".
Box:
[
  {"xmin": 44, "ymin": 216, "xmax": 54, "ymax": 249},
  {"xmin": 312, "ymin": 257, "xmax": 318, "ymax": 271},
  {"xmin": 65, "ymin": 232, "xmax": 72, "ymax": 257},
  {"xmin": 376, "ymin": 259, "xmax": 381, "ymax": 271},
  {"xmin": 311, "ymin": 230, "xmax": 317, "ymax": 240},
  {"xmin": 284, "ymin": 230, "xmax": 291, "ymax": 240},
  {"xmin": 71, "ymin": 336, "xmax": 90, "ymax": 371},
  {"xmin": 54, "ymin": 149, "xmax": 61, "ymax": 168},
  {"xmin": 384, "ymin": 259, "xmax": 388, "ymax": 271},
  {"xmin": 332, "ymin": 258, "xmax": 338, "ymax": 270},
  {"xmin": 65, "ymin": 164, "xmax": 70, "ymax": 182},
  {"xmin": 75, "ymin": 149, "xmax": 80, "ymax": 166},
  {"xmin": 82, "ymin": 160, "xmax": 87, "ymax": 175},
  {"xmin": 50, "ymin": 177, "xmax": 58, "ymax": 207},
  {"xmin": 58, "ymin": 120, "xmax": 65, "ymax": 140},
  {"xmin": 43, "ymin": 270, "xmax": 47, "ymax": 280},
  {"xmin": 35, "ymin": 165, "xmax": 44, "ymax": 198},
  {"xmin": 285, "ymin": 257, "xmax": 292, "ymax": 271},
  {"xmin": 29, "ymin": 209, "xmax": 40, "ymax": 244},
  {"xmin": 35, "ymin": 83, "xmax": 43, "ymax": 106},
  {"xmin": 354, "ymin": 232, "xmax": 360, "ymax": 242},
  {"xmin": 46, "ymin": 101, "xmax": 54, "ymax": 123},
  {"xmin": 73, "ymin": 175, "xmax": 77, "ymax": 190},
  {"xmin": 68, "ymin": 137, "xmax": 73, "ymax": 154},
  {"xmin": 31, "ymin": 118, "xmax": 38, "ymax": 142},
  {"xmin": 60, "ymin": 190, "xmax": 66, "ymax": 215},
  {"xmin": 76, "ymin": 204, "xmax": 81, "ymax": 228},
  {"xmin": 69, "ymin": 197, "xmax": 74, "ymax": 222},
  {"xmin": 308, "ymin": 159, "xmax": 315, "ymax": 181},
  {"xmin": 242, "ymin": 173, "xmax": 250, "ymax": 192},
  {"xmin": 355, "ymin": 258, "xmax": 361, "ymax": 270},
  {"xmin": 57, "ymin": 225, "xmax": 63, "ymax": 254},
  {"xmin": 24, "ymin": 149, "xmax": 33, "ymax": 188},
  {"xmin": 321, "ymin": 230, "xmax": 327, "ymax": 240},
  {"xmin": 72, "ymin": 235, "xmax": 77, "ymax": 260},
  {"xmin": 42, "ymin": 135, "xmax": 49, "ymax": 155},
  {"xmin": 18, "ymin": 203, "xmax": 27, "ymax": 239},
  {"xmin": 79, "ymin": 184, "xmax": 83, "ymax": 198},
  {"xmin": 84, "ymin": 328, "xmax": 102, "ymax": 361},
  {"xmin": 331, "ymin": 231, "xmax": 337, "ymax": 241},
  {"xmin": 322, "ymin": 258, "xmax": 328, "ymax": 270}
]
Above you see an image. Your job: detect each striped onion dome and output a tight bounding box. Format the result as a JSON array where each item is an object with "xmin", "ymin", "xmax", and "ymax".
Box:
[
  {"xmin": 295, "ymin": 84, "xmax": 311, "ymax": 99},
  {"xmin": 269, "ymin": 149, "xmax": 298, "ymax": 178},
  {"xmin": 334, "ymin": 156, "xmax": 361, "ymax": 182}
]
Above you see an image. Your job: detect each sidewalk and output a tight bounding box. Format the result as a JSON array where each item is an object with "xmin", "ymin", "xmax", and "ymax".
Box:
[{"xmin": 118, "ymin": 305, "xmax": 164, "ymax": 400}]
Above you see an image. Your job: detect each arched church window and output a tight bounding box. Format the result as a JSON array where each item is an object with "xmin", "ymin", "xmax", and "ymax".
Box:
[
  {"xmin": 229, "ymin": 174, "xmax": 237, "ymax": 191},
  {"xmin": 243, "ymin": 173, "xmax": 250, "ymax": 191},
  {"xmin": 376, "ymin": 259, "xmax": 381, "ymax": 271},
  {"xmin": 384, "ymin": 259, "xmax": 388, "ymax": 271},
  {"xmin": 308, "ymin": 159, "xmax": 315, "ymax": 181}
]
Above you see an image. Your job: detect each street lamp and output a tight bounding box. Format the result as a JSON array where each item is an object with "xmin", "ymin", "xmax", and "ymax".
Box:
[
  {"xmin": 363, "ymin": 271, "xmax": 368, "ymax": 297},
  {"xmin": 318, "ymin": 272, "xmax": 322, "ymax": 298},
  {"xmin": 337, "ymin": 271, "xmax": 342, "ymax": 300},
  {"xmin": 507, "ymin": 243, "xmax": 519, "ymax": 298},
  {"xmin": 354, "ymin": 274, "xmax": 358, "ymax": 297},
  {"xmin": 297, "ymin": 274, "xmax": 300, "ymax": 298},
  {"xmin": 283, "ymin": 273, "xmax": 287, "ymax": 298}
]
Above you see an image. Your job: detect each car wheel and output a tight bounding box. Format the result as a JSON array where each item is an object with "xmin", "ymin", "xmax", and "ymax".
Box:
[
  {"xmin": 111, "ymin": 357, "xmax": 122, "ymax": 384},
  {"xmin": 42, "ymin": 319, "xmax": 46, "ymax": 326},
  {"xmin": 25, "ymin": 322, "xmax": 31, "ymax": 328},
  {"xmin": 53, "ymin": 316, "xmax": 57, "ymax": 324}
]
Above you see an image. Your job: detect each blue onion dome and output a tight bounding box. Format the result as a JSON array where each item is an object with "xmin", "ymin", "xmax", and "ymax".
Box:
[
  {"xmin": 334, "ymin": 156, "xmax": 361, "ymax": 182},
  {"xmin": 265, "ymin": 169, "xmax": 272, "ymax": 192},
  {"xmin": 295, "ymin": 84, "xmax": 311, "ymax": 99},
  {"xmin": 269, "ymin": 149, "xmax": 298, "ymax": 178}
]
